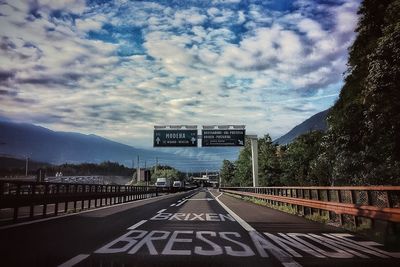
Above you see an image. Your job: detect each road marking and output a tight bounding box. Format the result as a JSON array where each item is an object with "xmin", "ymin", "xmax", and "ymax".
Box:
[
  {"xmin": 186, "ymin": 198, "xmax": 214, "ymax": 201},
  {"xmin": 214, "ymin": 193, "xmax": 253, "ymax": 231},
  {"xmin": 162, "ymin": 230, "xmax": 193, "ymax": 255},
  {"xmin": 157, "ymin": 209, "xmax": 167, "ymax": 213},
  {"xmin": 128, "ymin": 220, "xmax": 147, "ymax": 230},
  {"xmin": 57, "ymin": 254, "xmax": 89, "ymax": 267},
  {"xmin": 129, "ymin": 230, "xmax": 170, "ymax": 255},
  {"xmin": 170, "ymin": 204, "xmax": 176, "ymax": 206},
  {"xmin": 94, "ymin": 229, "xmax": 400, "ymax": 259},
  {"xmin": 214, "ymin": 191, "xmax": 302, "ymax": 267},
  {"xmin": 175, "ymin": 200, "xmax": 187, "ymax": 207},
  {"xmin": 150, "ymin": 212, "xmax": 235, "ymax": 221}
]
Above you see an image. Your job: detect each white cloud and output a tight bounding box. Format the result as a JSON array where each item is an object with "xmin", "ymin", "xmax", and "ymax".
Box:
[
  {"xmin": 38, "ymin": 0, "xmax": 86, "ymax": 14},
  {"xmin": 75, "ymin": 15, "xmax": 106, "ymax": 32},
  {"xmin": 173, "ymin": 8, "xmax": 207, "ymax": 27},
  {"xmin": 0, "ymin": 0, "xmax": 360, "ymax": 147}
]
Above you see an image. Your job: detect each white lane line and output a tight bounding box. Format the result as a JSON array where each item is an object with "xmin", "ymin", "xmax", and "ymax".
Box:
[
  {"xmin": 170, "ymin": 204, "xmax": 176, "ymax": 206},
  {"xmin": 207, "ymin": 188, "xmax": 222, "ymax": 199},
  {"xmin": 172, "ymin": 191, "xmax": 200, "ymax": 207},
  {"xmin": 214, "ymin": 194, "xmax": 254, "ymax": 232},
  {"xmin": 215, "ymin": 193, "xmax": 302, "ymax": 267},
  {"xmin": 186, "ymin": 198, "xmax": 213, "ymax": 201},
  {"xmin": 175, "ymin": 199, "xmax": 187, "ymax": 207},
  {"xmin": 57, "ymin": 254, "xmax": 90, "ymax": 267},
  {"xmin": 127, "ymin": 219, "xmax": 147, "ymax": 230},
  {"xmin": 157, "ymin": 209, "xmax": 167, "ymax": 213}
]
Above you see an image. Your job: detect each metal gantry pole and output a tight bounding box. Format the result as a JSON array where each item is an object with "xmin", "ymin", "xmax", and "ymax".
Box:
[
  {"xmin": 250, "ymin": 138, "xmax": 259, "ymax": 187},
  {"xmin": 137, "ymin": 155, "xmax": 140, "ymax": 183}
]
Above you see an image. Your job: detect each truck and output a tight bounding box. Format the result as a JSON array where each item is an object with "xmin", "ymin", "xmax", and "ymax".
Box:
[{"xmin": 155, "ymin": 177, "xmax": 170, "ymax": 188}]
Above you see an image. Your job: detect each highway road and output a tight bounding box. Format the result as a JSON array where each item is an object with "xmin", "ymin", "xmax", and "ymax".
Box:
[{"xmin": 1, "ymin": 188, "xmax": 399, "ymax": 267}]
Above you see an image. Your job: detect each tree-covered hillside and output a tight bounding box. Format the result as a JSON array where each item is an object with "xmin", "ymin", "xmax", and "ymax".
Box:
[{"xmin": 222, "ymin": 0, "xmax": 400, "ymax": 186}]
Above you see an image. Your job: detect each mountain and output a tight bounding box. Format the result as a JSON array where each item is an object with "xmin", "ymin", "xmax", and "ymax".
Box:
[
  {"xmin": 274, "ymin": 109, "xmax": 330, "ymax": 145},
  {"xmin": 0, "ymin": 120, "xmax": 235, "ymax": 171},
  {"xmin": 0, "ymin": 156, "xmax": 50, "ymax": 169}
]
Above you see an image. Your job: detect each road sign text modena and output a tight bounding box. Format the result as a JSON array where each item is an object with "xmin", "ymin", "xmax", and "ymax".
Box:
[
  {"xmin": 154, "ymin": 130, "xmax": 198, "ymax": 147},
  {"xmin": 202, "ymin": 130, "xmax": 245, "ymax": 147}
]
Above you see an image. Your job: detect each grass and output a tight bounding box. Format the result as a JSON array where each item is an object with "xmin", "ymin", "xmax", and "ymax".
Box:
[
  {"xmin": 227, "ymin": 193, "xmax": 298, "ymax": 215},
  {"xmin": 305, "ymin": 213, "xmax": 330, "ymax": 224},
  {"xmin": 225, "ymin": 192, "xmax": 378, "ymax": 234}
]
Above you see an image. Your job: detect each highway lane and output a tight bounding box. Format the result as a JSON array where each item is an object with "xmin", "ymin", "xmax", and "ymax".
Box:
[
  {"xmin": 0, "ymin": 190, "xmax": 196, "ymax": 266},
  {"xmin": 1, "ymin": 188, "xmax": 399, "ymax": 267}
]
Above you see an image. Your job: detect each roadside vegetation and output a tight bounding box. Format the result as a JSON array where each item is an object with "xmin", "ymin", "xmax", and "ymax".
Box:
[{"xmin": 221, "ymin": 0, "xmax": 400, "ymax": 186}]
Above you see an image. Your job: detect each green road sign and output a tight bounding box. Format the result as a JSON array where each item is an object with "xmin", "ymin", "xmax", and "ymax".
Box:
[
  {"xmin": 202, "ymin": 129, "xmax": 245, "ymax": 147},
  {"xmin": 154, "ymin": 130, "xmax": 198, "ymax": 147}
]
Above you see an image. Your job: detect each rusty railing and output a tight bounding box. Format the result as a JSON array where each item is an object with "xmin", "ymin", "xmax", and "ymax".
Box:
[{"xmin": 220, "ymin": 186, "xmax": 400, "ymax": 226}]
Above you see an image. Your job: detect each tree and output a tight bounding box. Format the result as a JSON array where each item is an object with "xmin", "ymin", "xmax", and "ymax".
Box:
[
  {"xmin": 322, "ymin": 0, "xmax": 400, "ymax": 185},
  {"xmin": 359, "ymin": 0, "xmax": 400, "ymax": 184},
  {"xmin": 151, "ymin": 165, "xmax": 180, "ymax": 183},
  {"xmin": 233, "ymin": 137, "xmax": 253, "ymax": 186},
  {"xmin": 220, "ymin": 160, "xmax": 235, "ymax": 186},
  {"xmin": 280, "ymin": 131, "xmax": 325, "ymax": 185},
  {"xmin": 258, "ymin": 135, "xmax": 281, "ymax": 186}
]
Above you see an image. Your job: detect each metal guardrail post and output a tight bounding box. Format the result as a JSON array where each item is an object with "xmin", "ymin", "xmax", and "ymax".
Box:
[
  {"xmin": 349, "ymin": 190, "xmax": 358, "ymax": 227},
  {"xmin": 64, "ymin": 184, "xmax": 69, "ymax": 212},
  {"xmin": 336, "ymin": 190, "xmax": 343, "ymax": 225},
  {"xmin": 29, "ymin": 184, "xmax": 35, "ymax": 218},
  {"xmin": 54, "ymin": 184, "xmax": 59, "ymax": 216},
  {"xmin": 73, "ymin": 184, "xmax": 77, "ymax": 212}
]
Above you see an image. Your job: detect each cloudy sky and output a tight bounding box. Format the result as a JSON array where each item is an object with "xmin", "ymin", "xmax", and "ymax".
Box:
[{"xmin": 0, "ymin": 0, "xmax": 360, "ymax": 148}]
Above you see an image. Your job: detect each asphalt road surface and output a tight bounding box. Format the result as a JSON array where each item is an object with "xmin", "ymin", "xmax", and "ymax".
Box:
[{"xmin": 1, "ymin": 188, "xmax": 399, "ymax": 267}]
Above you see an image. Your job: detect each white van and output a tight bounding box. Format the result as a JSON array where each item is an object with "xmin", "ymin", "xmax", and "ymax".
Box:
[
  {"xmin": 172, "ymin": 181, "xmax": 182, "ymax": 188},
  {"xmin": 156, "ymin": 177, "xmax": 170, "ymax": 188}
]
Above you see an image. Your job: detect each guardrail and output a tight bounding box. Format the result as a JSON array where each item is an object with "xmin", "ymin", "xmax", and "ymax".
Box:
[
  {"xmin": 0, "ymin": 180, "xmax": 189, "ymax": 223},
  {"xmin": 220, "ymin": 186, "xmax": 400, "ymax": 227}
]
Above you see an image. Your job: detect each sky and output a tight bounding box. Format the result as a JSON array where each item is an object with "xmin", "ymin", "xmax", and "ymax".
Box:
[{"xmin": 0, "ymin": 0, "xmax": 360, "ymax": 148}]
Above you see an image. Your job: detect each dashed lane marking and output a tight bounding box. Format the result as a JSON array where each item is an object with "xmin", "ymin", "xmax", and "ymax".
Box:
[
  {"xmin": 57, "ymin": 254, "xmax": 90, "ymax": 267},
  {"xmin": 157, "ymin": 209, "xmax": 167, "ymax": 213},
  {"xmin": 187, "ymin": 198, "xmax": 214, "ymax": 201},
  {"xmin": 175, "ymin": 200, "xmax": 187, "ymax": 207},
  {"xmin": 128, "ymin": 220, "xmax": 148, "ymax": 230}
]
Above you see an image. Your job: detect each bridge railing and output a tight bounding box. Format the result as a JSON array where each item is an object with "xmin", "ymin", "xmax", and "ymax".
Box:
[
  {"xmin": 0, "ymin": 180, "xmax": 188, "ymax": 223},
  {"xmin": 220, "ymin": 186, "xmax": 400, "ymax": 226}
]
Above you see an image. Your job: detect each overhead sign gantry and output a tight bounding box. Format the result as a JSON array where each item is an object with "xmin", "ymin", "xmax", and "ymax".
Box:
[
  {"xmin": 201, "ymin": 125, "xmax": 245, "ymax": 147},
  {"xmin": 153, "ymin": 125, "xmax": 198, "ymax": 147},
  {"xmin": 153, "ymin": 124, "xmax": 258, "ymax": 187}
]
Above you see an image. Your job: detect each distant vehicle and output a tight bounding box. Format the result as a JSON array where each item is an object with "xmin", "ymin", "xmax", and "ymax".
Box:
[
  {"xmin": 172, "ymin": 181, "xmax": 182, "ymax": 188},
  {"xmin": 155, "ymin": 177, "xmax": 170, "ymax": 188}
]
